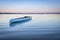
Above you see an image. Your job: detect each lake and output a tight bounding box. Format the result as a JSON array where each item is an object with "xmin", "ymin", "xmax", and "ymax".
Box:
[{"xmin": 0, "ymin": 14, "xmax": 60, "ymax": 40}]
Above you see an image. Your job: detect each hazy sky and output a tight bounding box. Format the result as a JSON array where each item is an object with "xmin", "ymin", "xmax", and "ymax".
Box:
[{"xmin": 0, "ymin": 0, "xmax": 60, "ymax": 13}]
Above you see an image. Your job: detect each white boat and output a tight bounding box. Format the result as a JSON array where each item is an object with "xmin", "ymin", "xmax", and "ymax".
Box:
[{"xmin": 10, "ymin": 16, "xmax": 32, "ymax": 24}]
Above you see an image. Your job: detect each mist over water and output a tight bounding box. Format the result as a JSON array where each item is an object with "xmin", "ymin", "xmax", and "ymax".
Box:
[{"xmin": 0, "ymin": 14, "xmax": 60, "ymax": 40}]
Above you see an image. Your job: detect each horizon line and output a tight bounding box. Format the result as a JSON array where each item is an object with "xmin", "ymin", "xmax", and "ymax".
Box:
[{"xmin": 0, "ymin": 13, "xmax": 60, "ymax": 14}]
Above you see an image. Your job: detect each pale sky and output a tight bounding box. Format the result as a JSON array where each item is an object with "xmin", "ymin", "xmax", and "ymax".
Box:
[{"xmin": 0, "ymin": 0, "xmax": 60, "ymax": 13}]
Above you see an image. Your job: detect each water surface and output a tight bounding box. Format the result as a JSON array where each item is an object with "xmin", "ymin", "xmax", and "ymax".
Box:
[{"xmin": 0, "ymin": 14, "xmax": 60, "ymax": 40}]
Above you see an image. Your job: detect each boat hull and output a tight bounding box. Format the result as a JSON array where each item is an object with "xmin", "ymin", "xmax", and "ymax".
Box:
[{"xmin": 10, "ymin": 16, "xmax": 32, "ymax": 24}]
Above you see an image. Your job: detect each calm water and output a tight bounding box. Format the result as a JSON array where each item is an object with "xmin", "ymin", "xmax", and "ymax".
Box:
[{"xmin": 0, "ymin": 14, "xmax": 60, "ymax": 40}]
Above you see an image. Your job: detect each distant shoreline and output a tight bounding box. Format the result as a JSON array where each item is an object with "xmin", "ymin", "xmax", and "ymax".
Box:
[{"xmin": 0, "ymin": 13, "xmax": 60, "ymax": 14}]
